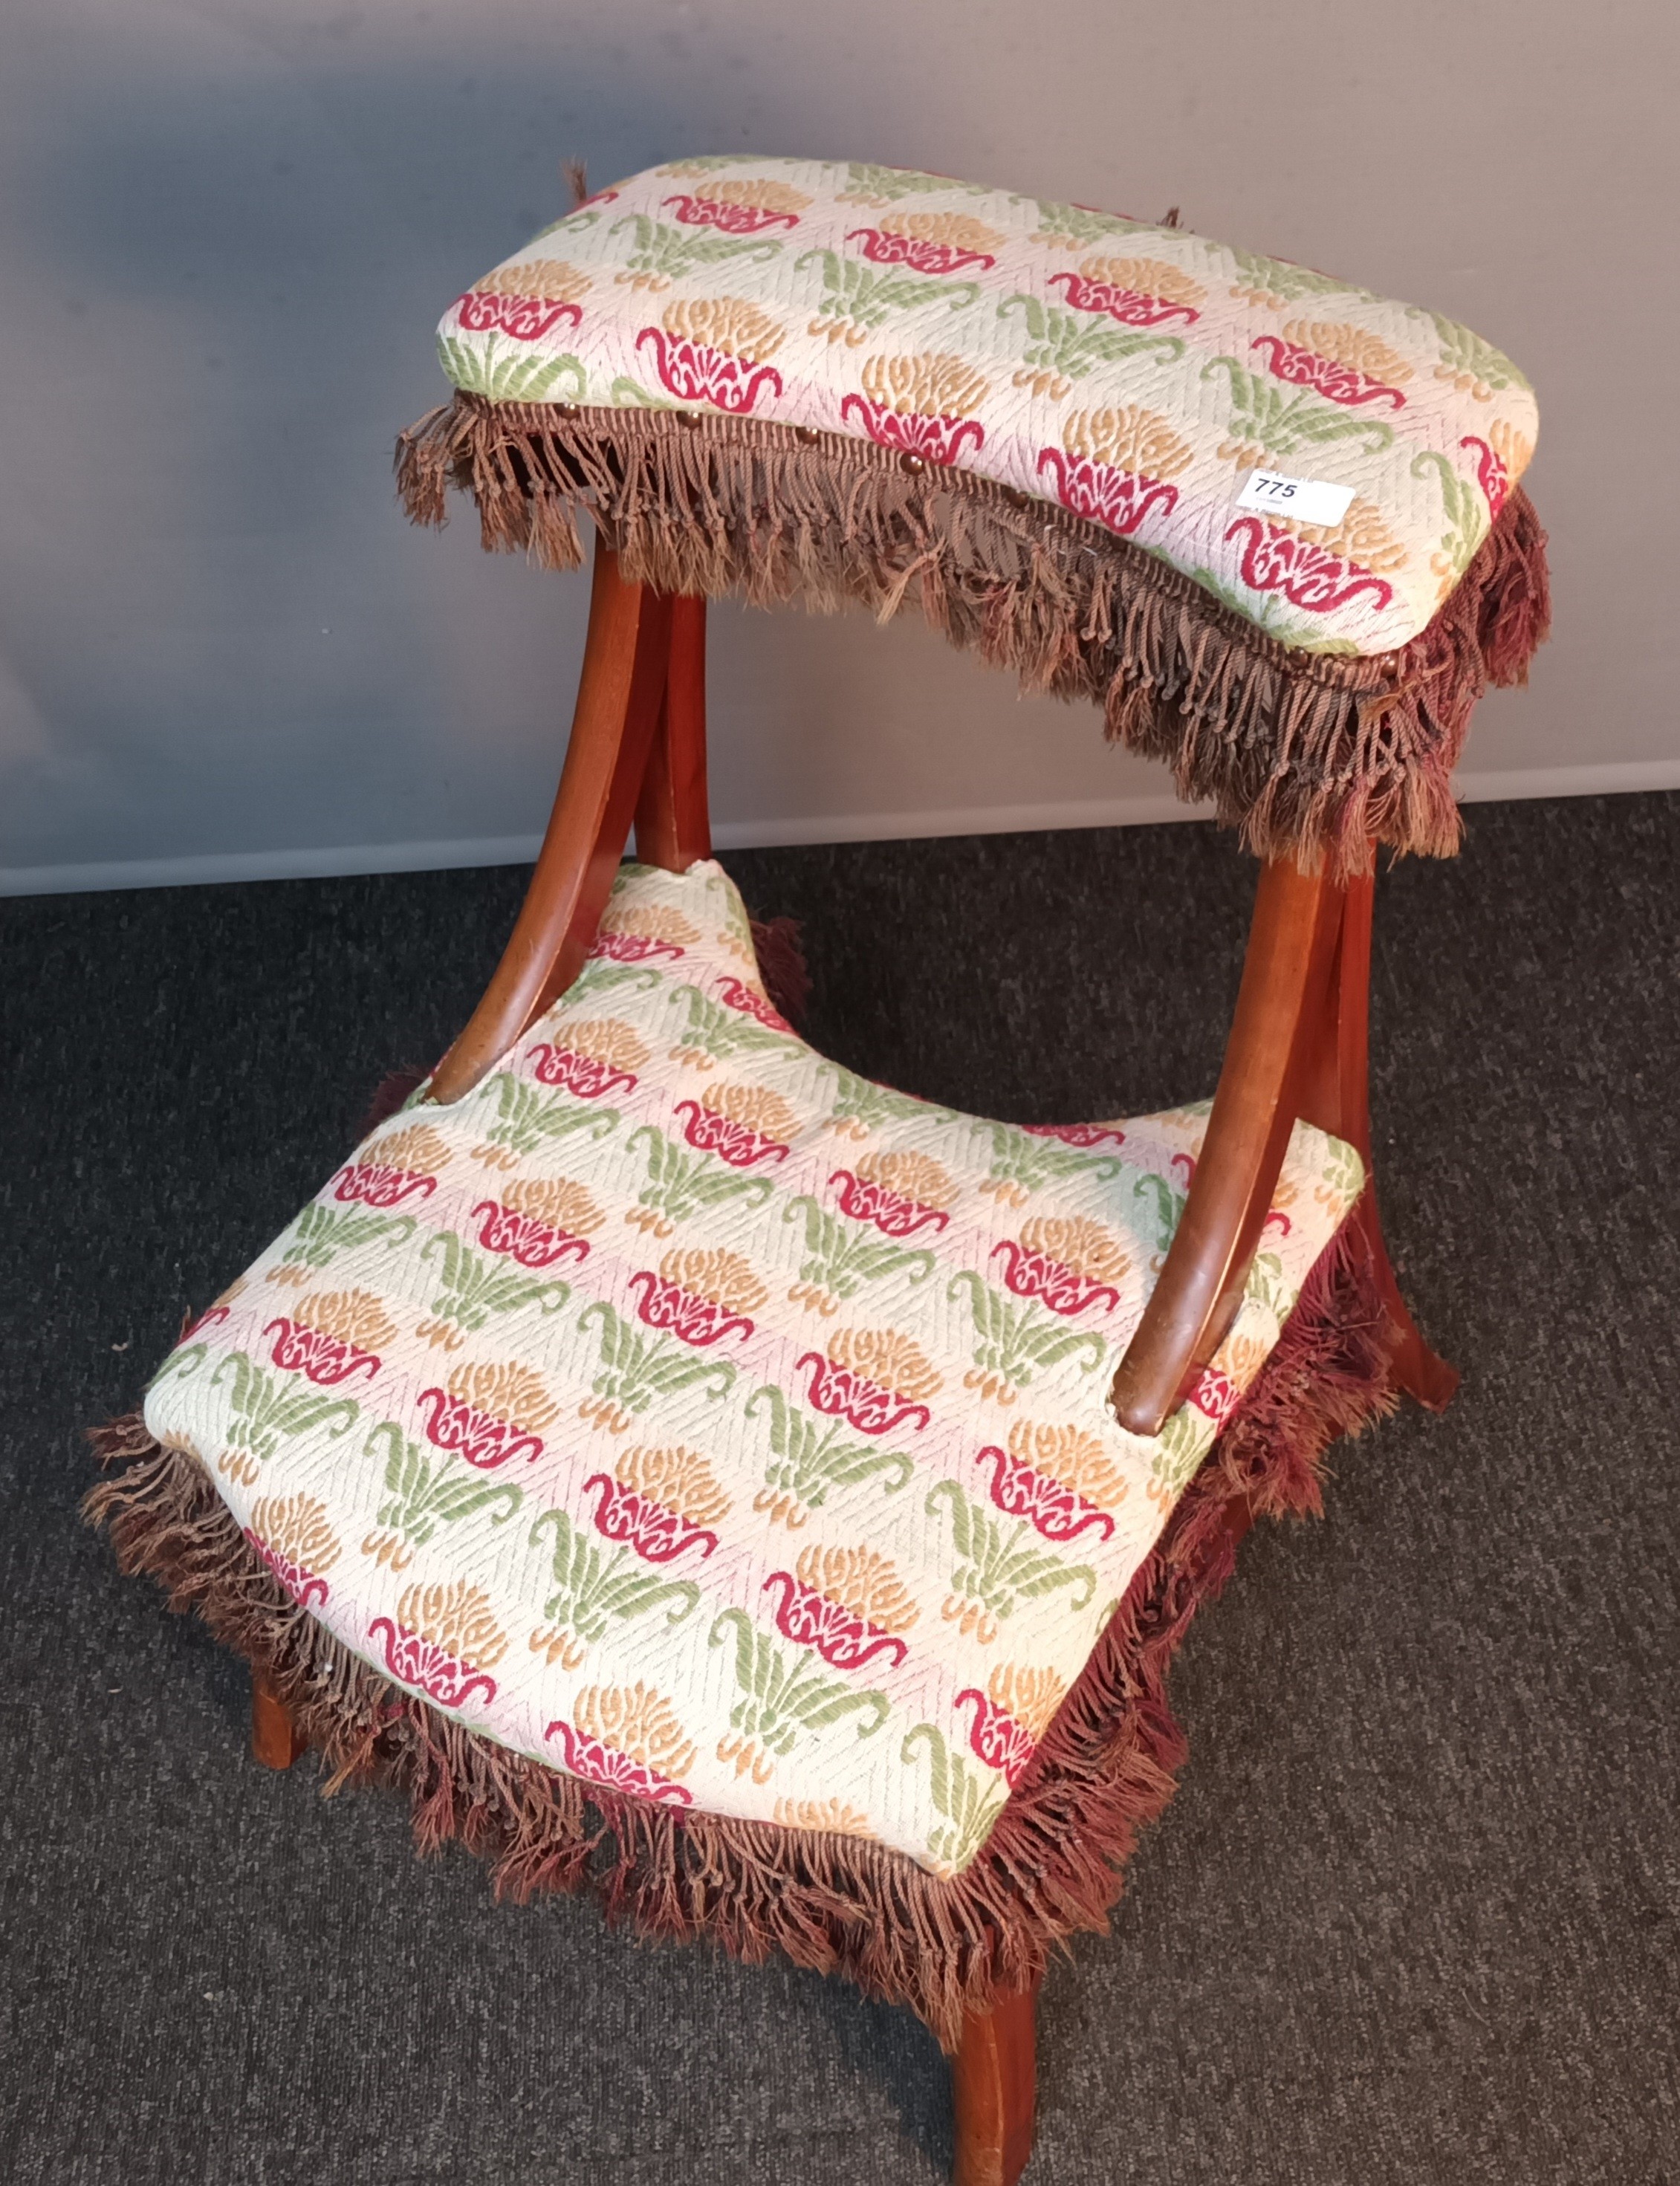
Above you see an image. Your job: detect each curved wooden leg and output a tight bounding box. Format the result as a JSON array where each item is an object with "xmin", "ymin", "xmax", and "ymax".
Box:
[
  {"xmin": 952, "ymin": 1980, "xmax": 1039, "ymax": 2186},
  {"xmin": 250, "ymin": 1673, "xmax": 306, "ymax": 1770},
  {"xmin": 635, "ymin": 591, "xmax": 711, "ymax": 870}
]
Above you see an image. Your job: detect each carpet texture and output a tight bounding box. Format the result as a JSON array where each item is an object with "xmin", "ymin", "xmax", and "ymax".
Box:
[{"xmin": 1, "ymin": 794, "xmax": 1676, "ymax": 2185}]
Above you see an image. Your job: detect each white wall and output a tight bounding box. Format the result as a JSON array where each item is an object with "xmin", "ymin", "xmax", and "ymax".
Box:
[{"xmin": 2, "ymin": 0, "xmax": 1676, "ymax": 894}]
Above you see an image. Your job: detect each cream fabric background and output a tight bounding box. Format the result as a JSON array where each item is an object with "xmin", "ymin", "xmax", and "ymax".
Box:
[{"xmin": 1, "ymin": 0, "xmax": 1673, "ymax": 893}]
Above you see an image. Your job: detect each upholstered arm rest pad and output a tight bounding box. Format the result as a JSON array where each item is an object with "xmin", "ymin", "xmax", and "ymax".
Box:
[
  {"xmin": 143, "ymin": 861, "xmax": 1362, "ymax": 1876},
  {"xmin": 434, "ymin": 155, "xmax": 1537, "ymax": 659}
]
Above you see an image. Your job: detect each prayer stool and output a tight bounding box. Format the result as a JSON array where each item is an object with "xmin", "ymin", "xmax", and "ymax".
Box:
[{"xmin": 89, "ymin": 155, "xmax": 1547, "ymax": 2184}]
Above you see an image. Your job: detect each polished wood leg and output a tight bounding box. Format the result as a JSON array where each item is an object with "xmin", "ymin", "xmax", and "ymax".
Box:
[
  {"xmin": 952, "ymin": 1981, "xmax": 1039, "ymax": 2186},
  {"xmin": 250, "ymin": 1673, "xmax": 307, "ymax": 1770},
  {"xmin": 1299, "ymin": 870, "xmax": 1459, "ymax": 1411},
  {"xmin": 634, "ymin": 591, "xmax": 712, "ymax": 870}
]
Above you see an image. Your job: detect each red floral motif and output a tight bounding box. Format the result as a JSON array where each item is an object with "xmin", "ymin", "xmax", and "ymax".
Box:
[
  {"xmin": 583, "ymin": 1473, "xmax": 719, "ymax": 1564},
  {"xmin": 845, "ymin": 225, "xmax": 996, "ymax": 275},
  {"xmin": 1036, "ymin": 447, "xmax": 1180, "ymax": 537},
  {"xmin": 470, "ymin": 1199, "xmax": 592, "ymax": 1271},
  {"xmin": 262, "ymin": 1317, "xmax": 381, "ymax": 1386},
  {"xmin": 1022, "ymin": 1122, "xmax": 1127, "ymax": 1148},
  {"xmin": 545, "ymin": 1718, "xmax": 693, "ymax": 1806},
  {"xmin": 587, "ymin": 929, "xmax": 686, "ymax": 965},
  {"xmin": 1248, "ymin": 334, "xmax": 1407, "ymax": 409},
  {"xmin": 794, "ymin": 1353, "xmax": 931, "ymax": 1437},
  {"xmin": 716, "ymin": 976, "xmax": 791, "ymax": 1030},
  {"xmin": 954, "ymin": 1687, "xmax": 1038, "ymax": 1788},
  {"xmin": 761, "ymin": 1571, "xmax": 910, "ymax": 1671},
  {"xmin": 990, "ymin": 1239, "xmax": 1122, "ymax": 1318},
  {"xmin": 1173, "ymin": 1151, "xmax": 1196, "ymax": 1187},
  {"xmin": 181, "ymin": 1302, "xmax": 230, "ymax": 1340},
  {"xmin": 1223, "ymin": 517, "xmax": 1395, "ymax": 615},
  {"xmin": 635, "ymin": 327, "xmax": 784, "ymax": 415},
  {"xmin": 1047, "ymin": 270, "xmax": 1199, "ymax": 327},
  {"xmin": 626, "ymin": 1269, "xmax": 756, "ymax": 1347},
  {"xmin": 525, "ymin": 1041, "xmax": 640, "ymax": 1099},
  {"xmin": 367, "ymin": 1616, "xmax": 498, "ymax": 1709},
  {"xmin": 416, "ymin": 1386, "xmax": 545, "ymax": 1469},
  {"xmin": 241, "ymin": 1526, "xmax": 330, "ymax": 1609},
  {"xmin": 672, "ymin": 1098, "xmax": 790, "ymax": 1170},
  {"xmin": 1461, "ymin": 435, "xmax": 1512, "ymax": 521},
  {"xmin": 453, "ymin": 291, "xmax": 583, "ymax": 343},
  {"xmin": 974, "ymin": 1444, "xmax": 1116, "ymax": 1545},
  {"xmin": 1262, "ymin": 1206, "xmax": 1292, "ymax": 1239},
  {"xmin": 332, "ymin": 1159, "xmax": 437, "ymax": 1209},
  {"xmin": 1187, "ymin": 1363, "xmax": 1241, "ymax": 1428},
  {"xmin": 828, "ymin": 1169, "xmax": 949, "ymax": 1239},
  {"xmin": 839, "ymin": 393, "xmax": 985, "ymax": 467},
  {"xmin": 664, "ymin": 192, "xmax": 802, "ymax": 235}
]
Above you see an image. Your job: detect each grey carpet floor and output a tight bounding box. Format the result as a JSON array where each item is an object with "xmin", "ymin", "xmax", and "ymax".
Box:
[{"xmin": 1, "ymin": 794, "xmax": 1676, "ymax": 2185}]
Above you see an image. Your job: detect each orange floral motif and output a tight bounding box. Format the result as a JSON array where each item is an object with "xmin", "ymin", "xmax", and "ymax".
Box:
[
  {"xmin": 985, "ymin": 1661, "xmax": 1068, "ymax": 1740},
  {"xmin": 613, "ymin": 1444, "xmax": 732, "ymax": 1531},
  {"xmin": 247, "ymin": 1493, "xmax": 341, "ymax": 1606},
  {"xmin": 1038, "ymin": 406, "xmax": 1194, "ymax": 539},
  {"xmin": 265, "ymin": 1288, "xmax": 396, "ymax": 1386},
  {"xmin": 457, "ymin": 259, "xmax": 590, "ymax": 341},
  {"xmin": 1007, "ymin": 1419, "xmax": 1129, "ymax": 1511},
  {"xmin": 771, "ymin": 1797, "xmax": 875, "ymax": 1838},
  {"xmin": 334, "ymin": 1123, "xmax": 451, "ymax": 1210},
  {"xmin": 795, "ymin": 1543, "xmax": 919, "ymax": 1632},
  {"xmin": 1049, "ymin": 255, "xmax": 1205, "ymax": 328},
  {"xmin": 638, "ymin": 299, "xmax": 788, "ymax": 415},
  {"xmin": 841, "ymin": 351, "xmax": 990, "ymax": 466},
  {"xmin": 369, "ymin": 1580, "xmax": 507, "ymax": 1702},
  {"xmin": 549, "ymin": 1681, "xmax": 697, "ymax": 1801},
  {"xmin": 857, "ymin": 1151, "xmax": 956, "ymax": 1209},
  {"xmin": 416, "ymin": 1360, "xmax": 558, "ymax": 1468},
  {"xmin": 502, "ymin": 1176, "xmax": 606, "ymax": 1235}
]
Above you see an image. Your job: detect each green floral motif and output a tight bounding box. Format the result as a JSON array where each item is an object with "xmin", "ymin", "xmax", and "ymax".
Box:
[
  {"xmin": 745, "ymin": 1384, "xmax": 914, "ymax": 1526},
  {"xmin": 625, "ymin": 1123, "xmax": 777, "ymax": 1236},
  {"xmin": 1239, "ymin": 1247, "xmax": 1291, "ymax": 1325},
  {"xmin": 708, "ymin": 1607, "xmax": 891, "ymax": 1783},
  {"xmin": 526, "ymin": 1505, "xmax": 700, "ymax": 1667},
  {"xmin": 1147, "ymin": 1405, "xmax": 1207, "ymax": 1497},
  {"xmin": 416, "ymin": 1231, "xmax": 571, "ymax": 1348},
  {"xmin": 901, "ymin": 1723, "xmax": 1008, "ymax": 1872},
  {"xmin": 563, "ymin": 959, "xmax": 664, "ymax": 1006},
  {"xmin": 268, "ymin": 1204, "xmax": 418, "ymax": 1282},
  {"xmin": 1415, "ymin": 311, "xmax": 1530, "ymax": 398},
  {"xmin": 996, "ymin": 294, "xmax": 1185, "ymax": 392},
  {"xmin": 147, "ymin": 1340, "xmax": 208, "ymax": 1393},
  {"xmin": 840, "ymin": 162, "xmax": 990, "ymax": 205},
  {"xmin": 947, "ymin": 1271, "xmax": 1108, "ymax": 1402},
  {"xmin": 1201, "ymin": 355, "xmax": 1395, "ymax": 462},
  {"xmin": 608, "ymin": 213, "xmax": 785, "ymax": 287},
  {"xmin": 818, "ymin": 1063, "xmax": 950, "ymax": 1138},
  {"xmin": 969, "ymin": 1119, "xmax": 1126, "ymax": 1204},
  {"xmin": 438, "ymin": 334, "xmax": 586, "ymax": 404},
  {"xmin": 574, "ymin": 1300, "xmax": 738, "ymax": 1432},
  {"xmin": 1127, "ymin": 1170, "xmax": 1187, "ymax": 1255},
  {"xmin": 1412, "ymin": 447, "xmax": 1491, "ymax": 592},
  {"xmin": 1227, "ymin": 250, "xmax": 1372, "ymax": 307},
  {"xmin": 471, "ymin": 1074, "xmax": 621, "ymax": 1167},
  {"xmin": 209, "ymin": 1352, "xmax": 360, "ymax": 1475},
  {"xmin": 924, "ymin": 1478, "xmax": 1097, "ymax": 1642},
  {"xmin": 1028, "ymin": 199, "xmax": 1152, "ymax": 247},
  {"xmin": 608, "ymin": 374, "xmax": 679, "ymax": 409},
  {"xmin": 532, "ymin": 207, "xmax": 603, "ymax": 241},
  {"xmin": 360, "ymin": 1420, "xmax": 522, "ymax": 1567},
  {"xmin": 782, "ymin": 1194, "xmax": 937, "ymax": 1313},
  {"xmin": 664, "ymin": 983, "xmax": 797, "ymax": 1068},
  {"xmin": 796, "ymin": 248, "xmax": 981, "ymax": 343}
]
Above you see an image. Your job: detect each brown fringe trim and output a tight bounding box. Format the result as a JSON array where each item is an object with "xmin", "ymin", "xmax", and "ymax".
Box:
[
  {"xmin": 395, "ymin": 393, "xmax": 1549, "ymax": 878},
  {"xmin": 85, "ymin": 1212, "xmax": 1396, "ymax": 2050}
]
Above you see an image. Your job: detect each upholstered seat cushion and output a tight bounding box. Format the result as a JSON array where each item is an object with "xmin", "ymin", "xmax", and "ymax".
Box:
[
  {"xmin": 432, "ymin": 155, "xmax": 1537, "ymax": 661},
  {"xmin": 143, "ymin": 860, "xmax": 1362, "ymax": 1874}
]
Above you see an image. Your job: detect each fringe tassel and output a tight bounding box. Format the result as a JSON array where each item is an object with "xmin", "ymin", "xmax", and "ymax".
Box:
[
  {"xmin": 395, "ymin": 395, "xmax": 1551, "ymax": 878},
  {"xmin": 85, "ymin": 1212, "xmax": 1397, "ymax": 2052}
]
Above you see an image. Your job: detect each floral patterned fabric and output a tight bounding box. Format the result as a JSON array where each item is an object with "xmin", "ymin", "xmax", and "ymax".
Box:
[
  {"xmin": 433, "ymin": 155, "xmax": 1537, "ymax": 658},
  {"xmin": 143, "ymin": 861, "xmax": 1363, "ymax": 1874}
]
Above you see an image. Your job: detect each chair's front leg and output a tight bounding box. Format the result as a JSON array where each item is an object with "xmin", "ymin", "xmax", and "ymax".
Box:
[
  {"xmin": 952, "ymin": 1980, "xmax": 1040, "ymax": 2186},
  {"xmin": 250, "ymin": 1673, "xmax": 306, "ymax": 1770}
]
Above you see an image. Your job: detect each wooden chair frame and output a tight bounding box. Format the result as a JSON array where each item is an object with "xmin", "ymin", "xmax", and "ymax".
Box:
[{"xmin": 251, "ymin": 539, "xmax": 1455, "ymax": 2185}]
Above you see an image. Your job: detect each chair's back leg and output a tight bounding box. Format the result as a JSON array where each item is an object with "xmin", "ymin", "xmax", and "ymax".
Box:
[
  {"xmin": 635, "ymin": 593, "xmax": 711, "ymax": 869},
  {"xmin": 952, "ymin": 1979, "xmax": 1040, "ymax": 2186},
  {"xmin": 1297, "ymin": 872, "xmax": 1459, "ymax": 1410},
  {"xmin": 251, "ymin": 1672, "xmax": 306, "ymax": 1769},
  {"xmin": 428, "ymin": 542, "xmax": 674, "ymax": 1103}
]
